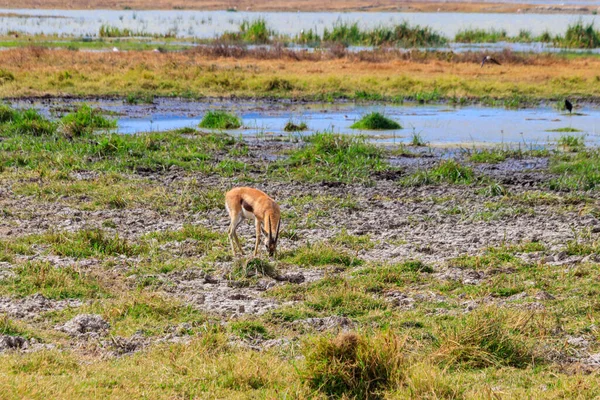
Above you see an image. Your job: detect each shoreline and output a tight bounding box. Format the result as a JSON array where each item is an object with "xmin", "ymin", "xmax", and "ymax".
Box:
[{"xmin": 0, "ymin": 1, "xmax": 598, "ymax": 14}]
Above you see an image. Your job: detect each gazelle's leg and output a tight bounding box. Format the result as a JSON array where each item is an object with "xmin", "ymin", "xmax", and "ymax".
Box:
[
  {"xmin": 233, "ymin": 217, "xmax": 244, "ymax": 255},
  {"xmin": 253, "ymin": 219, "xmax": 262, "ymax": 257},
  {"xmin": 228, "ymin": 213, "xmax": 244, "ymax": 256}
]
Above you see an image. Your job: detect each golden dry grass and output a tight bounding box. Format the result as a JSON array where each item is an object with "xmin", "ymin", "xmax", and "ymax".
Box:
[{"xmin": 0, "ymin": 47, "xmax": 599, "ymax": 101}]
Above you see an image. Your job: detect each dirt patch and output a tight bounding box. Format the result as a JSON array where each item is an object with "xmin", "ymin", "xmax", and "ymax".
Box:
[{"xmin": 0, "ymin": 294, "xmax": 83, "ymax": 320}]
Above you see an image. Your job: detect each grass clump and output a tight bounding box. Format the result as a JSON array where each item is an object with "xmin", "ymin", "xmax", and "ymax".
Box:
[
  {"xmin": 302, "ymin": 331, "xmax": 405, "ymax": 398},
  {"xmin": 231, "ymin": 258, "xmax": 277, "ymax": 279},
  {"xmin": 402, "ymin": 160, "xmax": 474, "ymax": 186},
  {"xmin": 283, "ymin": 120, "xmax": 308, "ymax": 132},
  {"xmin": 277, "ymin": 132, "xmax": 388, "ymax": 183},
  {"xmin": 61, "ymin": 104, "xmax": 116, "ymax": 137},
  {"xmin": 350, "ymin": 112, "xmax": 401, "ymax": 130},
  {"xmin": 199, "ymin": 111, "xmax": 242, "ymax": 129},
  {"xmin": 435, "ymin": 307, "xmax": 538, "ymax": 369}
]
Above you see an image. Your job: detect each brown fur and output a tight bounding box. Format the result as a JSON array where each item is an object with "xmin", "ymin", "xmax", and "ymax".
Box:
[{"xmin": 225, "ymin": 187, "xmax": 281, "ymax": 257}]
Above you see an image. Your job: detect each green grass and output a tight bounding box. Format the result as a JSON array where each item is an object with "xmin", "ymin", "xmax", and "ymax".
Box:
[
  {"xmin": 350, "ymin": 112, "xmax": 401, "ymax": 130},
  {"xmin": 230, "ymin": 320, "xmax": 270, "ymax": 339},
  {"xmin": 0, "ymin": 262, "xmax": 106, "ymax": 300},
  {"xmin": 549, "ymin": 149, "xmax": 600, "ymax": 190},
  {"xmin": 557, "ymin": 134, "xmax": 585, "ymax": 150},
  {"xmin": 43, "ymin": 229, "xmax": 146, "ymax": 259},
  {"xmin": 198, "ymin": 111, "xmax": 242, "ymax": 129},
  {"xmin": 0, "ymin": 129, "xmax": 243, "ymax": 174},
  {"xmin": 280, "ymin": 242, "xmax": 362, "ymax": 267},
  {"xmin": 401, "ymin": 160, "xmax": 474, "ymax": 186},
  {"xmin": 273, "ymin": 132, "xmax": 388, "ymax": 183},
  {"xmin": 450, "ymin": 245, "xmax": 531, "ymax": 270},
  {"xmin": 435, "ymin": 307, "xmax": 538, "ymax": 369},
  {"xmin": 1, "ymin": 107, "xmax": 57, "ymax": 136}
]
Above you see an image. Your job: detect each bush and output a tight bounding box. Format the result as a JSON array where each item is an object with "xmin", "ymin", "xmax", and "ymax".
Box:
[{"xmin": 350, "ymin": 112, "xmax": 401, "ymax": 130}]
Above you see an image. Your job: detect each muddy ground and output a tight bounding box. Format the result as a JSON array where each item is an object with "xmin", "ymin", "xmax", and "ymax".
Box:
[{"xmin": 0, "ymin": 135, "xmax": 598, "ymax": 362}]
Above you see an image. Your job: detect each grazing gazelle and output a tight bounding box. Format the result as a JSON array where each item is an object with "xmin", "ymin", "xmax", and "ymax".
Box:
[{"xmin": 225, "ymin": 187, "xmax": 281, "ymax": 257}]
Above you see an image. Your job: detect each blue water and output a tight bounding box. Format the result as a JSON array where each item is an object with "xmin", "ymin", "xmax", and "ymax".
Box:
[{"xmin": 0, "ymin": 9, "xmax": 598, "ymax": 39}]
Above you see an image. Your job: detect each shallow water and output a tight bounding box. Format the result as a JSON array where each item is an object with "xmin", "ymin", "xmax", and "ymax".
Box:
[
  {"xmin": 11, "ymin": 98, "xmax": 600, "ymax": 147},
  {"xmin": 0, "ymin": 9, "xmax": 598, "ymax": 39}
]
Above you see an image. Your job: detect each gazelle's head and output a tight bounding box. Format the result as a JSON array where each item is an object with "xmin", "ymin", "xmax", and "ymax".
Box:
[{"xmin": 263, "ymin": 217, "xmax": 281, "ymax": 257}]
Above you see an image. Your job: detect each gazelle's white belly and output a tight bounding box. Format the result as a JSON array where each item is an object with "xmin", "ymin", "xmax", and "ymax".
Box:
[{"xmin": 241, "ymin": 208, "xmax": 255, "ymax": 220}]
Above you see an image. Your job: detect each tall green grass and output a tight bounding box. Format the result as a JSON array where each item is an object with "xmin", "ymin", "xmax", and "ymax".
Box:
[
  {"xmin": 61, "ymin": 104, "xmax": 117, "ymax": 136},
  {"xmin": 562, "ymin": 20, "xmax": 600, "ymax": 49},
  {"xmin": 322, "ymin": 21, "xmax": 446, "ymax": 47},
  {"xmin": 220, "ymin": 18, "xmax": 272, "ymax": 44}
]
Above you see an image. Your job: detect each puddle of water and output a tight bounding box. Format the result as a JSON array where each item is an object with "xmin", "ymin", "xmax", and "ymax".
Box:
[
  {"xmin": 11, "ymin": 98, "xmax": 599, "ymax": 147},
  {"xmin": 0, "ymin": 9, "xmax": 599, "ymax": 39}
]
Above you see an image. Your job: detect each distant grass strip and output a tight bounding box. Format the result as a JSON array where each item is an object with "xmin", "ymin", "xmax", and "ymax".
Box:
[
  {"xmin": 350, "ymin": 112, "xmax": 401, "ymax": 130},
  {"xmin": 199, "ymin": 111, "xmax": 242, "ymax": 129},
  {"xmin": 546, "ymin": 127, "xmax": 581, "ymax": 132}
]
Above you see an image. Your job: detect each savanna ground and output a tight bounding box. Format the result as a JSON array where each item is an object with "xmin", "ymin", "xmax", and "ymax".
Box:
[
  {"xmin": 0, "ymin": 42, "xmax": 599, "ymax": 398},
  {"xmin": 0, "ymin": 0, "xmax": 590, "ymax": 14}
]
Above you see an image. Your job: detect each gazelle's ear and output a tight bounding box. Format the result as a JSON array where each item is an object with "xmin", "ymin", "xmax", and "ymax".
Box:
[{"xmin": 275, "ymin": 218, "xmax": 281, "ymax": 242}]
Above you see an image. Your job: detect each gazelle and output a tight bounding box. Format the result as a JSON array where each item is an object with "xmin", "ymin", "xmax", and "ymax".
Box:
[{"xmin": 225, "ymin": 187, "xmax": 281, "ymax": 257}]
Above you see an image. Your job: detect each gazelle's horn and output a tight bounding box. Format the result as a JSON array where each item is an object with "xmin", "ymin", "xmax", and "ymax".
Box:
[
  {"xmin": 275, "ymin": 218, "xmax": 281, "ymax": 242},
  {"xmin": 268, "ymin": 217, "xmax": 273, "ymax": 241}
]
